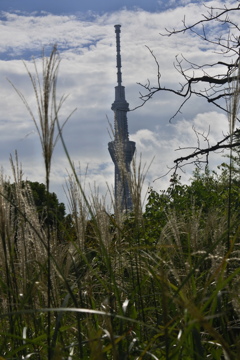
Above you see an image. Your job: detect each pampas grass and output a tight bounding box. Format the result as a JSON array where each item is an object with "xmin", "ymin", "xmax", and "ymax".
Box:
[{"xmin": 1, "ymin": 46, "xmax": 240, "ymax": 359}]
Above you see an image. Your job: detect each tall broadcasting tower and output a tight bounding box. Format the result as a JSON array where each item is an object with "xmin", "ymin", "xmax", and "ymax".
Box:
[{"xmin": 108, "ymin": 25, "xmax": 136, "ymax": 211}]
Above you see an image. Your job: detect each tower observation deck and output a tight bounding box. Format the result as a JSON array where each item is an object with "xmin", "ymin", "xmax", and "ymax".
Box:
[{"xmin": 108, "ymin": 25, "xmax": 136, "ymax": 211}]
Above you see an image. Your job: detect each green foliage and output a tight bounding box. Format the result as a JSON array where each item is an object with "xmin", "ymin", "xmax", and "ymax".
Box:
[
  {"xmin": 28, "ymin": 181, "xmax": 66, "ymax": 226},
  {"xmin": 144, "ymin": 166, "xmax": 240, "ymax": 244},
  {"xmin": 6, "ymin": 180, "xmax": 69, "ymax": 243},
  {"xmin": 2, "ymin": 160, "xmax": 240, "ymax": 359}
]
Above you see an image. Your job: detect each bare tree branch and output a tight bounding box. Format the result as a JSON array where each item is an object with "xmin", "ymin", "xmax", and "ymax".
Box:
[
  {"xmin": 163, "ymin": 4, "xmax": 240, "ymax": 38},
  {"xmin": 135, "ymin": 3, "xmax": 240, "ymax": 170}
]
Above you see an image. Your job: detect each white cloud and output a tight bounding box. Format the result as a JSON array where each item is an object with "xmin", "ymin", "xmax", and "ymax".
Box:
[{"xmin": 0, "ymin": 3, "xmax": 234, "ymax": 207}]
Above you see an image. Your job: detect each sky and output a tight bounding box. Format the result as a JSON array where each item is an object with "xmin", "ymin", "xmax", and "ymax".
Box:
[{"xmin": 0, "ymin": 0, "xmax": 236, "ymax": 211}]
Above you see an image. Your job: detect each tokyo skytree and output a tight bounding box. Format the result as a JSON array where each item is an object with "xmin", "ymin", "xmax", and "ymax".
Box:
[{"xmin": 108, "ymin": 25, "xmax": 136, "ymax": 211}]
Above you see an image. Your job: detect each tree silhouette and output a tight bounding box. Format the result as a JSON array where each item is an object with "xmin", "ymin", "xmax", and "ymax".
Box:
[{"xmin": 138, "ymin": 3, "xmax": 240, "ymax": 169}]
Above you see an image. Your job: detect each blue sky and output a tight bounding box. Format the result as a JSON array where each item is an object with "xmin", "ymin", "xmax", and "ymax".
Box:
[
  {"xmin": 1, "ymin": 0, "xmax": 163, "ymax": 13},
  {"xmin": 0, "ymin": 0, "xmax": 233, "ymax": 209}
]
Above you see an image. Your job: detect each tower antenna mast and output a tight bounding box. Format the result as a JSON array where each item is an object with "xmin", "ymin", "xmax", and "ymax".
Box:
[{"xmin": 108, "ymin": 25, "xmax": 136, "ymax": 211}]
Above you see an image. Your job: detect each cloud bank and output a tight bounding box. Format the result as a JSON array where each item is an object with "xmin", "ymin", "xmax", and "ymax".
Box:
[{"xmin": 0, "ymin": 2, "xmax": 231, "ymax": 209}]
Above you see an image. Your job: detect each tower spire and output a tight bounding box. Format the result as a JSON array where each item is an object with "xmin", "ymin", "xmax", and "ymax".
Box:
[
  {"xmin": 115, "ymin": 24, "xmax": 122, "ymax": 86},
  {"xmin": 108, "ymin": 25, "xmax": 136, "ymax": 212}
]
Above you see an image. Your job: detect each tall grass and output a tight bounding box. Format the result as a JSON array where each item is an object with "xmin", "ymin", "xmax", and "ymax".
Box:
[
  {"xmin": 0, "ymin": 46, "xmax": 240, "ymax": 359},
  {"xmin": 226, "ymin": 56, "xmax": 240, "ymax": 253}
]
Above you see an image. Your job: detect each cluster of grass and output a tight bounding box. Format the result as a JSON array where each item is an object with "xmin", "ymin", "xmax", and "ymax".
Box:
[{"xmin": 1, "ymin": 47, "xmax": 240, "ymax": 359}]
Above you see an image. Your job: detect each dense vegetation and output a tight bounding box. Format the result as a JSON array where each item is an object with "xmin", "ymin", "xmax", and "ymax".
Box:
[{"xmin": 1, "ymin": 157, "xmax": 240, "ymax": 359}]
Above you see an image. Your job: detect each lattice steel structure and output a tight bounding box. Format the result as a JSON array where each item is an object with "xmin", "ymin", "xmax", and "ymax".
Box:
[{"xmin": 108, "ymin": 25, "xmax": 136, "ymax": 211}]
